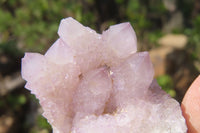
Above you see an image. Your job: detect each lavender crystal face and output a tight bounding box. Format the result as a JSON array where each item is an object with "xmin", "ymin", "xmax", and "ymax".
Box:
[{"xmin": 21, "ymin": 17, "xmax": 187, "ymax": 133}]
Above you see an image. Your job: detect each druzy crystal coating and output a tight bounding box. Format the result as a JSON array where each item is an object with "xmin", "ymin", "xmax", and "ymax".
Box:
[{"xmin": 21, "ymin": 17, "xmax": 187, "ymax": 133}]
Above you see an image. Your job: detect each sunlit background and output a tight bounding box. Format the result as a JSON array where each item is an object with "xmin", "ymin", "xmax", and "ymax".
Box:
[{"xmin": 0, "ymin": 0, "xmax": 199, "ymax": 132}]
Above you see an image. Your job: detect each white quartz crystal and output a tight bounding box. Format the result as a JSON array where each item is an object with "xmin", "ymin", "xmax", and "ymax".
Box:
[{"xmin": 21, "ymin": 17, "xmax": 187, "ymax": 133}]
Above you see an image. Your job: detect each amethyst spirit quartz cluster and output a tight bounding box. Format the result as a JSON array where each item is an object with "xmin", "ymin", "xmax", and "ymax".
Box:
[{"xmin": 21, "ymin": 17, "xmax": 187, "ymax": 133}]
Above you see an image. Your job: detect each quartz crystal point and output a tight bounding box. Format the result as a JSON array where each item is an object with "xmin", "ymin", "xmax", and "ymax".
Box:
[{"xmin": 21, "ymin": 17, "xmax": 187, "ymax": 133}]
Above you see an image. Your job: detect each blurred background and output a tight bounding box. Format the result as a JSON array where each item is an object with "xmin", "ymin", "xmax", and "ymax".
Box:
[{"xmin": 0, "ymin": 0, "xmax": 199, "ymax": 132}]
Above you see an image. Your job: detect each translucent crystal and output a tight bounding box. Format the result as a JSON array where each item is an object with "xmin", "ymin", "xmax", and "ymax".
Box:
[{"xmin": 21, "ymin": 17, "xmax": 187, "ymax": 133}]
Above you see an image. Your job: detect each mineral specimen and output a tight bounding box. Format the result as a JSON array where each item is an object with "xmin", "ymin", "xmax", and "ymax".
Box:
[{"xmin": 21, "ymin": 17, "xmax": 187, "ymax": 133}]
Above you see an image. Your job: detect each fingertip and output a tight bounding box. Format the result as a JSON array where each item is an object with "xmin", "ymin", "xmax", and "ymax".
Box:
[{"xmin": 181, "ymin": 75, "xmax": 200, "ymax": 133}]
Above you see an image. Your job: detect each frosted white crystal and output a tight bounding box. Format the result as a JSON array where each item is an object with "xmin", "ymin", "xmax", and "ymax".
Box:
[
  {"xmin": 102, "ymin": 22, "xmax": 137, "ymax": 66},
  {"xmin": 58, "ymin": 17, "xmax": 102, "ymax": 73},
  {"xmin": 73, "ymin": 67, "xmax": 112, "ymax": 122},
  {"xmin": 22, "ymin": 53, "xmax": 48, "ymax": 83},
  {"xmin": 21, "ymin": 17, "xmax": 187, "ymax": 133},
  {"xmin": 22, "ymin": 41, "xmax": 80, "ymax": 133},
  {"xmin": 72, "ymin": 81, "xmax": 186, "ymax": 133},
  {"xmin": 104, "ymin": 52, "xmax": 154, "ymax": 112},
  {"xmin": 45, "ymin": 39, "xmax": 75, "ymax": 64}
]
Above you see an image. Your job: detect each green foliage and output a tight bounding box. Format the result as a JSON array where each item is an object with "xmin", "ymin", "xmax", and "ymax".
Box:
[
  {"xmin": 0, "ymin": 99, "xmax": 5, "ymax": 107},
  {"xmin": 0, "ymin": 0, "xmax": 173, "ymax": 53},
  {"xmin": 157, "ymin": 75, "xmax": 176, "ymax": 97},
  {"xmin": 29, "ymin": 115, "xmax": 52, "ymax": 133},
  {"xmin": 0, "ymin": 40, "xmax": 23, "ymax": 57},
  {"xmin": 184, "ymin": 15, "xmax": 200, "ymax": 61},
  {"xmin": 36, "ymin": 115, "xmax": 52, "ymax": 130},
  {"xmin": 0, "ymin": 0, "xmax": 170, "ymax": 53},
  {"xmin": 126, "ymin": 0, "xmax": 150, "ymax": 32},
  {"xmin": 0, "ymin": 0, "xmax": 92, "ymax": 52},
  {"xmin": 7, "ymin": 94, "xmax": 27, "ymax": 110},
  {"xmin": 0, "ymin": 10, "xmax": 12, "ymax": 32},
  {"xmin": 125, "ymin": 0, "xmax": 168, "ymax": 48},
  {"xmin": 147, "ymin": 31, "xmax": 163, "ymax": 45}
]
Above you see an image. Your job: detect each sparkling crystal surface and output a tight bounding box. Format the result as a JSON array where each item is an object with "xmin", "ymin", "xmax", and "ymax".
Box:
[{"xmin": 21, "ymin": 17, "xmax": 187, "ymax": 133}]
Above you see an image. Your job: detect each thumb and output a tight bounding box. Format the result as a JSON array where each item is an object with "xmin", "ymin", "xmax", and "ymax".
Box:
[{"xmin": 181, "ymin": 75, "xmax": 200, "ymax": 133}]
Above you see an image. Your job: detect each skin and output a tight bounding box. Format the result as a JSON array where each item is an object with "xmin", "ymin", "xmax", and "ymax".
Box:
[{"xmin": 181, "ymin": 75, "xmax": 200, "ymax": 133}]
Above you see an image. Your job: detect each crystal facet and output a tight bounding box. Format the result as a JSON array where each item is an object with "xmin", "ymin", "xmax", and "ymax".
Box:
[{"xmin": 21, "ymin": 17, "xmax": 187, "ymax": 133}]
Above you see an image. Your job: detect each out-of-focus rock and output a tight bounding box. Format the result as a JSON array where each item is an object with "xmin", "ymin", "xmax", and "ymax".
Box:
[
  {"xmin": 0, "ymin": 72, "xmax": 25, "ymax": 96},
  {"xmin": 39, "ymin": 129, "xmax": 49, "ymax": 133},
  {"xmin": 175, "ymin": 68, "xmax": 191, "ymax": 94},
  {"xmin": 149, "ymin": 47, "xmax": 173, "ymax": 77},
  {"xmin": 163, "ymin": 12, "xmax": 183, "ymax": 33},
  {"xmin": 0, "ymin": 55, "xmax": 9, "ymax": 64},
  {"xmin": 158, "ymin": 34, "xmax": 188, "ymax": 49},
  {"xmin": 0, "ymin": 115, "xmax": 14, "ymax": 133},
  {"xmin": 166, "ymin": 49, "xmax": 199, "ymax": 102},
  {"xmin": 194, "ymin": 61, "xmax": 200, "ymax": 72},
  {"xmin": 163, "ymin": 0, "xmax": 176, "ymax": 12}
]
